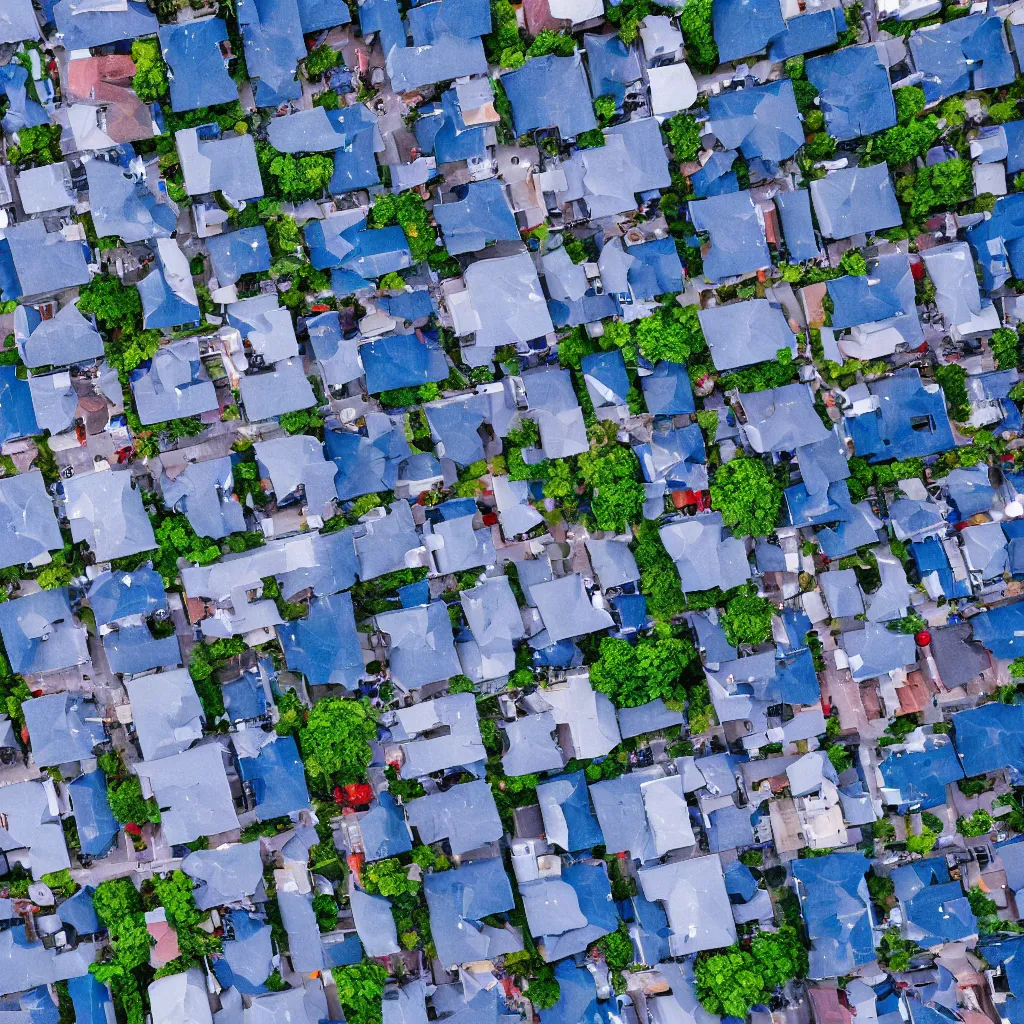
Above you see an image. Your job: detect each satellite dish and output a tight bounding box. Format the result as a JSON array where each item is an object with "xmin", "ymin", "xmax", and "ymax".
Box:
[{"xmin": 28, "ymin": 882, "xmax": 55, "ymax": 907}]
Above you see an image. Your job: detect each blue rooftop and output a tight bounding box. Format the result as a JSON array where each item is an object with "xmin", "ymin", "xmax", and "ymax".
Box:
[
  {"xmin": 159, "ymin": 19, "xmax": 237, "ymax": 112},
  {"xmin": 712, "ymin": 0, "xmax": 786, "ymax": 62},
  {"xmin": 68, "ymin": 771, "xmax": 119, "ymax": 858},
  {"xmin": 909, "ymin": 14, "xmax": 1015, "ymax": 104},
  {"xmin": 237, "ymin": 734, "xmax": 311, "ymax": 820},
  {"xmin": 880, "ymin": 734, "xmax": 964, "ymax": 811},
  {"xmin": 688, "ymin": 190, "xmax": 771, "ymax": 282},
  {"xmin": 846, "ymin": 368, "xmax": 955, "ymax": 463},
  {"xmin": 501, "ymin": 54, "xmax": 597, "ymax": 139},
  {"xmin": 952, "ymin": 703, "xmax": 1024, "ymax": 777},
  {"xmin": 806, "ymin": 45, "xmax": 897, "ymax": 142},
  {"xmin": 278, "ymin": 591, "xmax": 364, "ymax": 690},
  {"xmin": 360, "ymin": 333, "xmax": 449, "ymax": 394}
]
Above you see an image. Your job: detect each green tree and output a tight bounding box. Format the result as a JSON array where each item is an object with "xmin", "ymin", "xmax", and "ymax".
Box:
[
  {"xmin": 826, "ymin": 744, "xmax": 854, "ymax": 774},
  {"xmin": 590, "ymin": 627, "xmax": 696, "ymax": 707},
  {"xmin": 872, "ymin": 116, "xmax": 940, "ymax": 166},
  {"xmin": 11, "ymin": 124, "xmax": 64, "ymax": 166},
  {"xmin": 839, "ymin": 249, "xmax": 868, "ymax": 276},
  {"xmin": 663, "ymin": 112, "xmax": 702, "ymax": 162},
  {"xmin": 594, "ymin": 94, "xmax": 617, "ymax": 126},
  {"xmin": 935, "ymin": 363, "xmax": 970, "ymax": 421},
  {"xmin": 304, "ymin": 44, "xmax": 340, "ymax": 78},
  {"xmin": 894, "ymin": 85, "xmax": 926, "ymax": 125},
  {"xmin": 634, "ymin": 306, "xmax": 707, "ymax": 364},
  {"xmin": 957, "ymin": 809, "xmax": 992, "ymax": 837},
  {"xmin": 897, "ymin": 158, "xmax": 973, "ymax": 219},
  {"xmin": 526, "ymin": 972, "xmax": 561, "ymax": 1010},
  {"xmin": 36, "ymin": 562, "xmax": 74, "ymax": 590},
  {"xmin": 804, "ymin": 133, "xmax": 836, "ymax": 161},
  {"xmin": 260, "ymin": 147, "xmax": 334, "ymax": 202},
  {"xmin": 597, "ymin": 924, "xmax": 635, "ymax": 969},
  {"xmin": 694, "ymin": 948, "xmax": 768, "ymax": 1018},
  {"xmin": 633, "ymin": 520, "xmax": 687, "ymax": 621},
  {"xmin": 527, "ymin": 30, "xmax": 575, "ymax": 57},
  {"xmin": 131, "ymin": 39, "xmax": 168, "ymax": 102},
  {"xmin": 878, "ymin": 927, "xmax": 921, "ymax": 972},
  {"xmin": 107, "ymin": 775, "xmax": 161, "ymax": 826},
  {"xmin": 990, "ymin": 100, "xmax": 1020, "ymax": 124},
  {"xmin": 990, "ymin": 327, "xmax": 1020, "ymax": 370},
  {"xmin": 750, "ymin": 926, "xmax": 807, "ymax": 989},
  {"xmin": 333, "ymin": 962, "xmax": 388, "ymax": 1024},
  {"xmin": 89, "ymin": 878, "xmax": 152, "ymax": 984},
  {"xmin": 710, "ymin": 458, "xmax": 782, "ymax": 537},
  {"xmin": 906, "ymin": 825, "xmax": 938, "ymax": 855},
  {"xmin": 299, "ymin": 697, "xmax": 377, "ymax": 783},
  {"xmin": 678, "ymin": 0, "xmax": 718, "ymax": 73},
  {"xmin": 968, "ymin": 886, "xmax": 998, "ymax": 918},
  {"xmin": 578, "ymin": 444, "xmax": 644, "ymax": 529},
  {"xmin": 720, "ymin": 593, "xmax": 774, "ymax": 646}
]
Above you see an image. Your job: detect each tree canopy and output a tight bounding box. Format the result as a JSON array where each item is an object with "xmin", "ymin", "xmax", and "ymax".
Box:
[
  {"xmin": 710, "ymin": 458, "xmax": 782, "ymax": 538},
  {"xmin": 694, "ymin": 927, "xmax": 807, "ymax": 1018},
  {"xmin": 590, "ymin": 626, "xmax": 696, "ymax": 707},
  {"xmin": 720, "ymin": 593, "xmax": 774, "ymax": 646},
  {"xmin": 299, "ymin": 697, "xmax": 378, "ymax": 783}
]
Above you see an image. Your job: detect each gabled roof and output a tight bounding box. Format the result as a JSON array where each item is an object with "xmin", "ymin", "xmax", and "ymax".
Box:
[
  {"xmin": 522, "ymin": 367, "xmax": 588, "ymax": 459},
  {"xmin": 793, "ymin": 852, "xmax": 875, "ymax": 979},
  {"xmin": 952, "ymin": 703, "xmax": 1024, "ymax": 777},
  {"xmin": 0, "ymin": 221, "xmax": 90, "ymax": 303},
  {"xmin": 537, "ymin": 769, "xmax": 603, "ymax": 852},
  {"xmin": 688, "ymin": 190, "xmax": 770, "ymax": 283},
  {"xmin": 501, "ymin": 54, "xmax": 597, "ymax": 139},
  {"xmin": 84, "ymin": 160, "xmax": 176, "ymax": 244},
  {"xmin": 530, "ymin": 573, "xmax": 614, "ymax": 644},
  {"xmin": 256, "ymin": 434, "xmax": 337, "ymax": 515},
  {"xmin": 502, "ymin": 712, "xmax": 564, "ymax": 776},
  {"xmin": 159, "ymin": 18, "xmax": 237, "ymax": 112},
  {"xmin": 296, "ymin": 0, "xmax": 352, "ymax": 31},
  {"xmin": 707, "ymin": 79, "xmax": 803, "ymax": 163},
  {"xmin": 660, "ymin": 513, "xmax": 750, "ymax": 593},
  {"xmin": 767, "ymin": 6, "xmax": 842, "ymax": 59},
  {"xmin": 0, "ymin": 588, "xmax": 89, "ymax": 676},
  {"xmin": 434, "ymin": 180, "xmax": 519, "ymax": 255},
  {"xmin": 909, "ymin": 13, "xmax": 1014, "ymax": 103},
  {"xmin": 405, "ymin": 779, "xmax": 502, "ymax": 854},
  {"xmin": 0, "ymin": 0, "xmax": 40, "ymax": 44},
  {"xmin": 700, "ymin": 299, "xmax": 796, "ymax": 371},
  {"xmin": 0, "ymin": 780, "xmax": 70, "ymax": 879},
  {"xmin": 206, "ymin": 228, "xmax": 272, "ymax": 289},
  {"xmin": 137, "ymin": 239, "xmax": 201, "ymax": 330},
  {"xmin": 638, "ymin": 853, "xmax": 736, "ymax": 956},
  {"xmin": 68, "ymin": 771, "xmax": 119, "ymax": 858},
  {"xmin": 17, "ymin": 163, "xmax": 76, "ymax": 215},
  {"xmin": 126, "ymin": 669, "xmax": 204, "ymax": 761},
  {"xmin": 809, "ymin": 164, "xmax": 902, "ymax": 240},
  {"xmin": 149, "ymin": 969, "xmax": 212, "ymax": 1024},
  {"xmin": 892, "ymin": 862, "xmax": 977, "ymax": 947},
  {"xmin": 181, "ymin": 842, "xmax": 264, "ymax": 910},
  {"xmin": 65, "ymin": 470, "xmax": 156, "ymax": 562},
  {"xmin": 806, "ymin": 44, "xmax": 897, "ymax": 142},
  {"xmin": 521, "ymin": 861, "xmax": 616, "ymax": 961},
  {"xmin": 132, "ymin": 339, "xmax": 218, "ymax": 425},
  {"xmin": 843, "ymin": 622, "xmax": 917, "ymax": 681},
  {"xmin": 0, "ymin": 927, "xmax": 97, "ymax": 998},
  {"xmin": 392, "ymin": 692, "xmax": 485, "ymax": 778},
  {"xmin": 161, "ymin": 457, "xmax": 246, "ymax": 541},
  {"xmin": 775, "ymin": 188, "xmax": 822, "ymax": 261},
  {"xmin": 360, "ymin": 792, "xmax": 413, "ymax": 862},
  {"xmin": 15, "ymin": 301, "xmax": 104, "ymax": 369},
  {"xmin": 641, "ymin": 360, "xmax": 696, "ymax": 416},
  {"xmin": 23, "ymin": 693, "xmax": 104, "ymax": 767},
  {"xmin": 880, "ymin": 734, "xmax": 964, "ymax": 810},
  {"xmin": 360, "ymin": 332, "xmax": 448, "ymax": 394},
  {"xmin": 213, "ymin": 911, "xmax": 273, "ymax": 993},
  {"xmin": 237, "ymin": 0, "xmax": 304, "ymax": 107},
  {"xmin": 236, "ymin": 732, "xmax": 311, "ymax": 820},
  {"xmin": 845, "ymin": 368, "xmax": 955, "ymax": 462},
  {"xmin": 584, "ymin": 32, "xmax": 642, "ymax": 107},
  {"xmin": 53, "ymin": 0, "xmax": 158, "ymax": 50},
  {"xmin": 279, "ymin": 591, "xmax": 364, "ymax": 690},
  {"xmin": 176, "ymin": 125, "xmax": 264, "ymax": 203},
  {"xmin": 0, "ymin": 471, "xmax": 63, "ymax": 569},
  {"xmin": 134, "ymin": 742, "xmax": 239, "ymax": 845},
  {"xmin": 376, "ymin": 601, "xmax": 462, "ymax": 690},
  {"xmin": 307, "ymin": 310, "xmax": 364, "ymax": 387},
  {"xmin": 237, "ymin": 358, "xmax": 317, "ymax": 422},
  {"xmin": 424, "ymin": 858, "xmax": 519, "ymax": 969},
  {"xmin": 712, "ymin": 0, "xmax": 785, "ymax": 61},
  {"xmin": 458, "ymin": 254, "xmax": 555, "ymax": 354}
]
